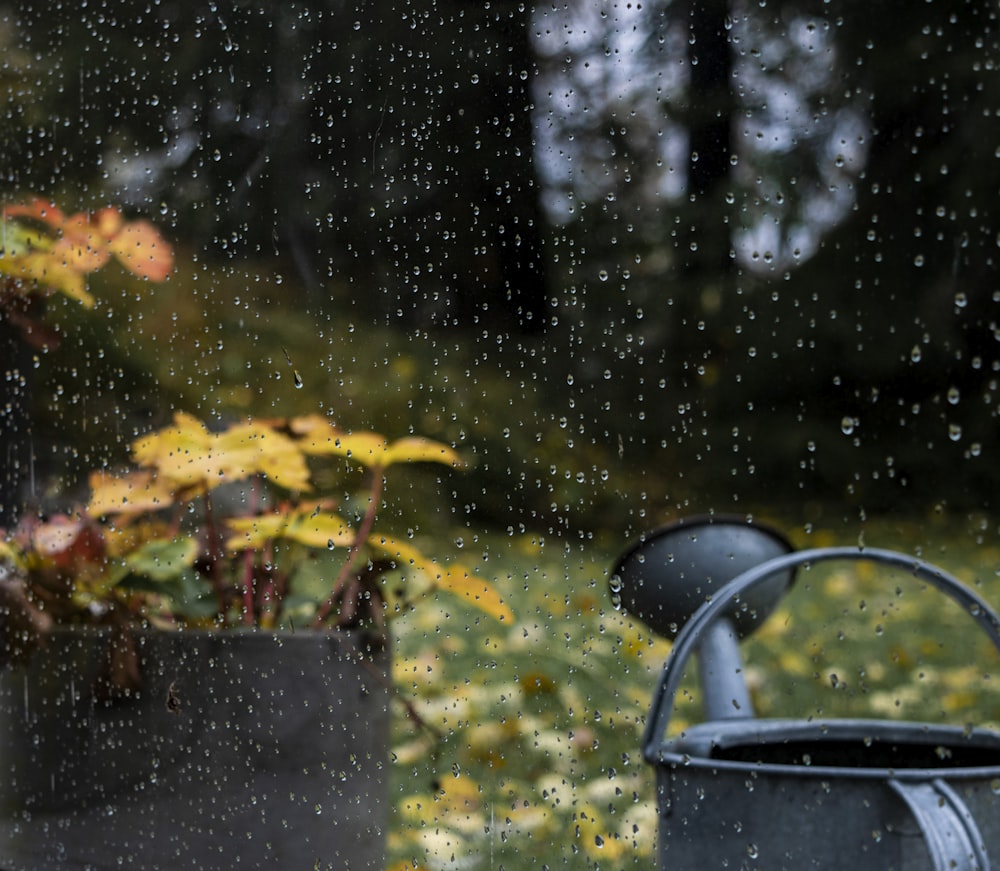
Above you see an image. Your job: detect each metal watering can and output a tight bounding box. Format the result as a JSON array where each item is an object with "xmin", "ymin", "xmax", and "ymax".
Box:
[{"xmin": 611, "ymin": 516, "xmax": 1000, "ymax": 870}]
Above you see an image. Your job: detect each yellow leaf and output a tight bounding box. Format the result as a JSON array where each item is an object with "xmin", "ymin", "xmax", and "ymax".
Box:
[
  {"xmin": 0, "ymin": 250, "xmax": 94, "ymax": 305},
  {"xmin": 368, "ymin": 535, "xmax": 513, "ymax": 622},
  {"xmin": 131, "ymin": 412, "xmax": 213, "ymax": 487},
  {"xmin": 382, "ymin": 437, "xmax": 464, "ymax": 468},
  {"xmin": 301, "ymin": 427, "xmax": 389, "ymax": 464},
  {"xmin": 131, "ymin": 413, "xmax": 311, "ymax": 493},
  {"xmin": 214, "ymin": 421, "xmax": 311, "ymax": 491},
  {"xmin": 225, "ymin": 505, "xmax": 354, "ymax": 551},
  {"xmin": 433, "ymin": 564, "xmax": 514, "ymax": 622},
  {"xmin": 288, "ymin": 416, "xmax": 462, "ymax": 469},
  {"xmin": 87, "ymin": 470, "xmax": 179, "ymax": 517},
  {"xmin": 52, "ymin": 233, "xmax": 112, "ymax": 274},
  {"xmin": 288, "ymin": 414, "xmax": 384, "ymax": 459},
  {"xmin": 107, "ymin": 219, "xmax": 173, "ymax": 281}
]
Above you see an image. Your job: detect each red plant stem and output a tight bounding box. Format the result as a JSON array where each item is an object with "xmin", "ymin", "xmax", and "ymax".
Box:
[
  {"xmin": 243, "ymin": 477, "xmax": 265, "ymax": 626},
  {"xmin": 258, "ymin": 574, "xmax": 278, "ymax": 627},
  {"xmin": 241, "ymin": 547, "xmax": 255, "ymax": 626},
  {"xmin": 312, "ymin": 467, "xmax": 384, "ymax": 627},
  {"xmin": 202, "ymin": 493, "xmax": 229, "ymax": 619}
]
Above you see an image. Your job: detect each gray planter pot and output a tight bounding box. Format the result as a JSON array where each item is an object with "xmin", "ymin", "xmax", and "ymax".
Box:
[{"xmin": 0, "ymin": 627, "xmax": 391, "ymax": 870}]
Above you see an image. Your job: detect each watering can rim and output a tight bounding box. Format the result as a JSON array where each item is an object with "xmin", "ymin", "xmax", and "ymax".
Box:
[{"xmin": 651, "ymin": 716, "xmax": 1000, "ymax": 782}]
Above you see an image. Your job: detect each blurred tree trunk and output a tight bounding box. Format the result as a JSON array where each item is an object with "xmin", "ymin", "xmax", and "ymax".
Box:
[
  {"xmin": 669, "ymin": 0, "xmax": 738, "ymax": 381},
  {"xmin": 472, "ymin": 6, "xmax": 549, "ymax": 334},
  {"xmin": 682, "ymin": 0, "xmax": 735, "ymax": 281},
  {"xmin": 389, "ymin": 0, "xmax": 549, "ymax": 333}
]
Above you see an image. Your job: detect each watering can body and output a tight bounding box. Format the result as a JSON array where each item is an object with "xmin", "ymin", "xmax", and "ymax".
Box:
[
  {"xmin": 617, "ymin": 530, "xmax": 1000, "ymax": 871},
  {"xmin": 654, "ymin": 717, "xmax": 1000, "ymax": 869}
]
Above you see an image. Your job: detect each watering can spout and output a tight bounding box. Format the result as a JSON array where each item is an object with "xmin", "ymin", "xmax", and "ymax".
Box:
[
  {"xmin": 697, "ymin": 619, "xmax": 753, "ymax": 720},
  {"xmin": 610, "ymin": 515, "xmax": 795, "ymax": 722}
]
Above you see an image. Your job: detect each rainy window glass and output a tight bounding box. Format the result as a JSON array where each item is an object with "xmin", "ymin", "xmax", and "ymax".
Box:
[{"xmin": 0, "ymin": 1, "xmax": 998, "ymax": 868}]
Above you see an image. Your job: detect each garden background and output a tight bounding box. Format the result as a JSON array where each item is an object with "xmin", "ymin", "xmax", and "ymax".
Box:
[{"xmin": 2, "ymin": 1, "xmax": 999, "ymax": 867}]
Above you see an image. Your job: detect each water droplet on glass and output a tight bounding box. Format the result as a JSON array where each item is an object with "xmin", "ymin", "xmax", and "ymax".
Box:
[{"xmin": 841, "ymin": 417, "xmax": 856, "ymax": 436}]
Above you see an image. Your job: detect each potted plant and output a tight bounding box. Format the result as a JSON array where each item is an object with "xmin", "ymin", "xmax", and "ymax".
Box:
[{"xmin": 0, "ymin": 205, "xmax": 511, "ymax": 870}]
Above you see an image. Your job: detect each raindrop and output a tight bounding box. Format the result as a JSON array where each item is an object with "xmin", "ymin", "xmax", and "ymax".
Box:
[
  {"xmin": 910, "ymin": 345, "xmax": 922, "ymax": 363},
  {"xmin": 948, "ymin": 423, "xmax": 962, "ymax": 442},
  {"xmin": 598, "ymin": 270, "xmax": 609, "ymax": 282},
  {"xmin": 841, "ymin": 417, "xmax": 856, "ymax": 436},
  {"xmin": 609, "ymin": 575, "xmax": 623, "ymax": 597},
  {"xmin": 947, "ymin": 386, "xmax": 960, "ymax": 405}
]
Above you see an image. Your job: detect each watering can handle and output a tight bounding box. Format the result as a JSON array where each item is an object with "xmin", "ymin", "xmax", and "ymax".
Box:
[
  {"xmin": 642, "ymin": 546, "xmax": 1000, "ymax": 758},
  {"xmin": 888, "ymin": 778, "xmax": 991, "ymax": 871}
]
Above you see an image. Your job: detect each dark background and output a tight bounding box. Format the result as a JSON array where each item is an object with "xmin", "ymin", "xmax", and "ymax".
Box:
[{"xmin": 2, "ymin": 0, "xmax": 997, "ymax": 532}]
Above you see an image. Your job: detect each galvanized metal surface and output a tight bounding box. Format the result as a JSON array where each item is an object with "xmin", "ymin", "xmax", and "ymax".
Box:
[{"xmin": 0, "ymin": 628, "xmax": 391, "ymax": 871}]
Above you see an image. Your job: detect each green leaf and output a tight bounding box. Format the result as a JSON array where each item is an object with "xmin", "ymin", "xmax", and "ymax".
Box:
[
  {"xmin": 123, "ymin": 537, "xmax": 198, "ymax": 581},
  {"xmin": 119, "ymin": 566, "xmax": 217, "ymax": 621}
]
